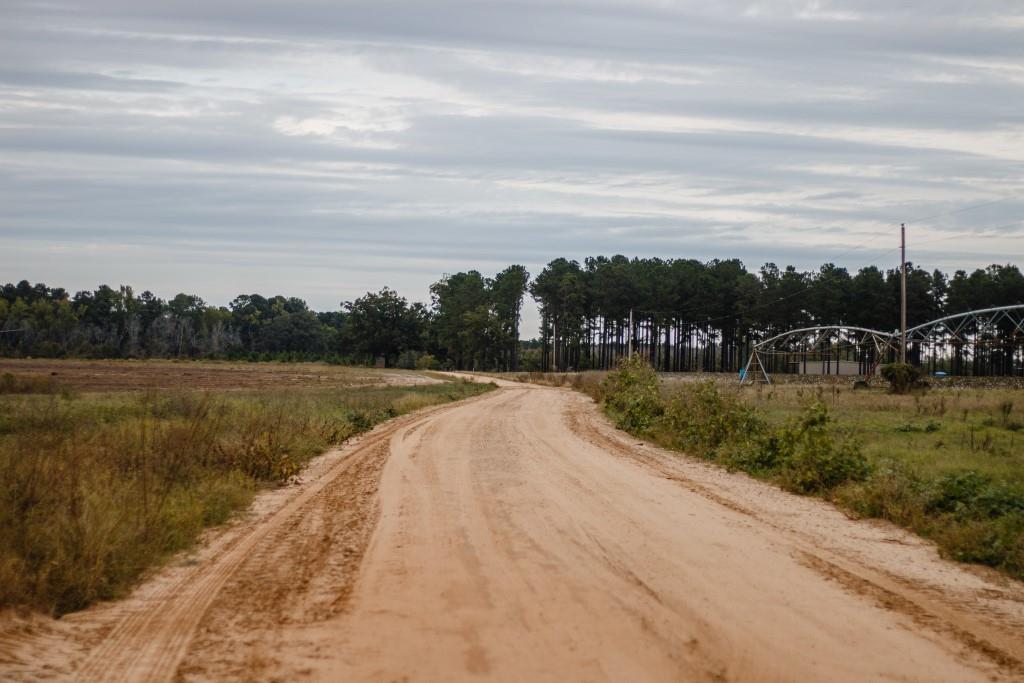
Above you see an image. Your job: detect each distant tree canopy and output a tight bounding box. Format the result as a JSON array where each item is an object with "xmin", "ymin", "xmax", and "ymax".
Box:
[
  {"xmin": 430, "ymin": 265, "xmax": 529, "ymax": 371},
  {"xmin": 343, "ymin": 288, "xmax": 428, "ymax": 365},
  {"xmin": 2, "ymin": 259, "xmax": 1021, "ymax": 372},
  {"xmin": 528, "ymin": 257, "xmax": 1024, "ymax": 372},
  {"xmin": 0, "ymin": 265, "xmax": 531, "ymax": 370}
]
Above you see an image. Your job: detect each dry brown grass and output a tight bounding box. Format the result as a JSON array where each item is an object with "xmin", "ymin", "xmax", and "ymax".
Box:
[
  {"xmin": 0, "ymin": 366, "xmax": 493, "ymax": 615},
  {"xmin": 0, "ymin": 358, "xmax": 432, "ymax": 393}
]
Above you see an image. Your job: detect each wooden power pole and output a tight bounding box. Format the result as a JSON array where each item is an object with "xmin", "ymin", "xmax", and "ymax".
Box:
[{"xmin": 900, "ymin": 223, "xmax": 907, "ymax": 363}]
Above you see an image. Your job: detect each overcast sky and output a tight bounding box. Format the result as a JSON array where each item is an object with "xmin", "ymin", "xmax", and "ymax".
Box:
[{"xmin": 2, "ymin": 1, "xmax": 1023, "ymax": 336}]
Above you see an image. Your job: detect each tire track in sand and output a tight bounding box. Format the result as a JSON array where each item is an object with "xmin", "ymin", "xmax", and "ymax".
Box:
[
  {"xmin": 71, "ymin": 398, "xmax": 477, "ymax": 683},
  {"xmin": 562, "ymin": 387, "xmax": 1024, "ymax": 679}
]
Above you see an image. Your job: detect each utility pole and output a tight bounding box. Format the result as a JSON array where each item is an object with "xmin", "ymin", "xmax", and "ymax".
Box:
[
  {"xmin": 900, "ymin": 223, "xmax": 907, "ymax": 363},
  {"xmin": 628, "ymin": 307, "xmax": 634, "ymax": 356}
]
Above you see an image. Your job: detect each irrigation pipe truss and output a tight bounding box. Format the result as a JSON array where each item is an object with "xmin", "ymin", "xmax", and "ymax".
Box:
[{"xmin": 740, "ymin": 304, "xmax": 1024, "ymax": 385}]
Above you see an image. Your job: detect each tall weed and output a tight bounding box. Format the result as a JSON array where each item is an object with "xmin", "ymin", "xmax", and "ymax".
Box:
[
  {"xmin": 655, "ymin": 380, "xmax": 764, "ymax": 456},
  {"xmin": 601, "ymin": 360, "xmax": 868, "ymax": 494},
  {"xmin": 0, "ymin": 379, "xmax": 493, "ymax": 614},
  {"xmin": 770, "ymin": 403, "xmax": 870, "ymax": 494}
]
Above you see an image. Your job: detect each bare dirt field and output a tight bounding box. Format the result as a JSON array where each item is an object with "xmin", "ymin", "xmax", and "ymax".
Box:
[
  {"xmin": 2, "ymin": 377, "xmax": 1023, "ymax": 681},
  {"xmin": 0, "ymin": 358, "xmax": 438, "ymax": 392}
]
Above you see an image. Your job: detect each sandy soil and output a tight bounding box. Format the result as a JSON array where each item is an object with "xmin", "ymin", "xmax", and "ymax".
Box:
[
  {"xmin": 0, "ymin": 359, "xmax": 439, "ymax": 391},
  {"xmin": 2, "ymin": 378, "xmax": 1023, "ymax": 681}
]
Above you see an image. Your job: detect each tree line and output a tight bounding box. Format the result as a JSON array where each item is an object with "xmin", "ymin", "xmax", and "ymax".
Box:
[
  {"xmin": 0, "ymin": 265, "xmax": 530, "ymax": 371},
  {"xmin": 3, "ymin": 258, "xmax": 1021, "ymax": 372},
  {"xmin": 530, "ymin": 257, "xmax": 1024, "ymax": 372}
]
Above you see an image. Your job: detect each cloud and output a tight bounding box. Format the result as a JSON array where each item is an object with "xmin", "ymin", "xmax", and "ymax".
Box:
[{"xmin": 1, "ymin": 0, "xmax": 1023, "ymax": 336}]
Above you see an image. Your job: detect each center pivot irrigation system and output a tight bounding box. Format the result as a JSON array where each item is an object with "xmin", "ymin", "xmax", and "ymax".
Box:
[
  {"xmin": 742, "ymin": 224, "xmax": 1024, "ymax": 384},
  {"xmin": 740, "ymin": 305, "xmax": 1024, "ymax": 384}
]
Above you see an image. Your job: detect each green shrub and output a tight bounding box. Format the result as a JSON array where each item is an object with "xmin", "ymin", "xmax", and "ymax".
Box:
[
  {"xmin": 932, "ymin": 515, "xmax": 1024, "ymax": 572},
  {"xmin": 925, "ymin": 471, "xmax": 989, "ymax": 515},
  {"xmin": 925, "ymin": 471, "xmax": 1024, "ymax": 519},
  {"xmin": 656, "ymin": 380, "xmax": 765, "ymax": 456},
  {"xmin": 880, "ymin": 363, "xmax": 923, "ymax": 394},
  {"xmin": 601, "ymin": 355, "xmax": 663, "ymax": 433},
  {"xmin": 718, "ymin": 438, "xmax": 781, "ymax": 474},
  {"xmin": 835, "ymin": 458, "xmax": 924, "ymax": 524},
  {"xmin": 771, "ymin": 402, "xmax": 871, "ymax": 494},
  {"xmin": 602, "ymin": 372, "xmax": 868, "ymax": 494},
  {"xmin": 415, "ymin": 353, "xmax": 441, "ymax": 370}
]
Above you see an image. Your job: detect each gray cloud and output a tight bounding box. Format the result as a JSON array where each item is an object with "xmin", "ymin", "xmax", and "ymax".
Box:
[{"xmin": 2, "ymin": 1, "xmax": 1023, "ymax": 336}]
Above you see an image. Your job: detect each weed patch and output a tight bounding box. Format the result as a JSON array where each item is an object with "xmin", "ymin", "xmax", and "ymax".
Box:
[
  {"xmin": 770, "ymin": 403, "xmax": 870, "ymax": 494},
  {"xmin": 597, "ymin": 357, "xmax": 1024, "ymax": 581},
  {"xmin": 0, "ymin": 377, "xmax": 493, "ymax": 615},
  {"xmin": 0, "ymin": 372, "xmax": 63, "ymax": 395},
  {"xmin": 601, "ymin": 356, "xmax": 662, "ymax": 432},
  {"xmin": 602, "ymin": 358, "xmax": 868, "ymax": 495},
  {"xmin": 654, "ymin": 380, "xmax": 764, "ymax": 456}
]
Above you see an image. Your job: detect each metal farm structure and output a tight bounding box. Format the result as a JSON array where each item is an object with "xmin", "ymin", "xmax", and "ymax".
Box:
[
  {"xmin": 741, "ymin": 305, "xmax": 1024, "ymax": 384},
  {"xmin": 741, "ymin": 326, "xmax": 899, "ymax": 384},
  {"xmin": 906, "ymin": 306, "xmax": 1024, "ymax": 377}
]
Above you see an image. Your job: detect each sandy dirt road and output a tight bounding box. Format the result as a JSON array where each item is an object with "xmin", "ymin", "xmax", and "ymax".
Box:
[{"xmin": 2, "ymin": 378, "xmax": 1023, "ymax": 681}]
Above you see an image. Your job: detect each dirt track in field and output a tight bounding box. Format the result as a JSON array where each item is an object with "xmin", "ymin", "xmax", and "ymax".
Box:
[
  {"xmin": 0, "ymin": 358, "xmax": 439, "ymax": 392},
  {"xmin": 2, "ymin": 377, "xmax": 1024, "ymax": 681}
]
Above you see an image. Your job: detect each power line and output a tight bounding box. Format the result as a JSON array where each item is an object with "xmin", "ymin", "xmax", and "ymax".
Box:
[
  {"xmin": 683, "ymin": 205, "xmax": 1023, "ymax": 324},
  {"xmin": 582, "ymin": 197, "xmax": 1020, "ymax": 328},
  {"xmin": 909, "ymin": 220, "xmax": 1024, "ymax": 249},
  {"xmin": 905, "ymin": 195, "xmax": 1019, "ymax": 224}
]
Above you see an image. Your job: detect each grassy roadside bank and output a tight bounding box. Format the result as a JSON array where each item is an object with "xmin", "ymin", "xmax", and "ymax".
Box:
[
  {"xmin": 0, "ymin": 372, "xmax": 493, "ymax": 615},
  {"xmin": 515, "ymin": 361, "xmax": 1024, "ymax": 582}
]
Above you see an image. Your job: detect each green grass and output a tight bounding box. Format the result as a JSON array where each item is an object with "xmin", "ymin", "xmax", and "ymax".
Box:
[
  {"xmin": 747, "ymin": 385, "xmax": 1024, "ymax": 485},
  {"xmin": 745, "ymin": 383, "xmax": 1024, "ymax": 576},
  {"xmin": 0, "ymin": 377, "xmax": 494, "ymax": 615}
]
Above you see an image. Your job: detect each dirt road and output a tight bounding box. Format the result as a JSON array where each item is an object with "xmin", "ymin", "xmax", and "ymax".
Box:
[{"xmin": 3, "ymin": 379, "xmax": 1023, "ymax": 681}]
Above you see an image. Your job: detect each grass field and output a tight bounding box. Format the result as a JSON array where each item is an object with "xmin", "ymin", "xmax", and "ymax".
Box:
[
  {"xmin": 0, "ymin": 361, "xmax": 493, "ymax": 615},
  {"xmin": 747, "ymin": 382, "xmax": 1024, "ymax": 576},
  {"xmin": 506, "ymin": 366, "xmax": 1024, "ymax": 581},
  {"xmin": 748, "ymin": 383, "xmax": 1023, "ymax": 488}
]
